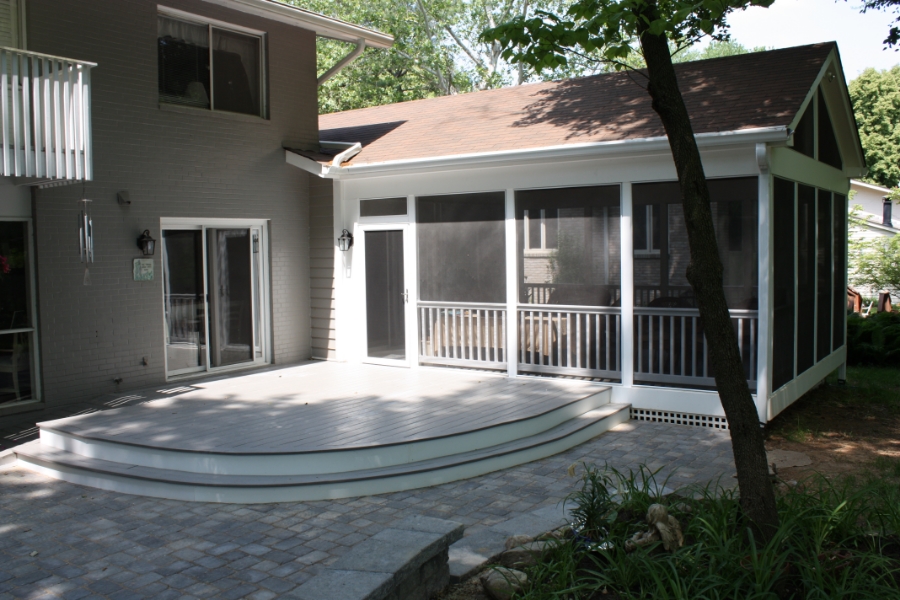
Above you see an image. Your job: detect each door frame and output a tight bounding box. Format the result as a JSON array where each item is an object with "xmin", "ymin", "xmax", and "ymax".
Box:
[
  {"xmin": 358, "ymin": 222, "xmax": 416, "ymax": 367},
  {"xmin": 160, "ymin": 217, "xmax": 271, "ymax": 379}
]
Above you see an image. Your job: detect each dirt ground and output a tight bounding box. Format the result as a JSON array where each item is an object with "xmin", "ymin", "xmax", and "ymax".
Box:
[{"xmin": 764, "ymin": 366, "xmax": 900, "ymax": 482}]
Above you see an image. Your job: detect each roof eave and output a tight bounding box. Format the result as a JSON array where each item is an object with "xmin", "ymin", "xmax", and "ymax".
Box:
[
  {"xmin": 200, "ymin": 0, "xmax": 393, "ymax": 48},
  {"xmin": 319, "ymin": 126, "xmax": 791, "ymax": 179}
]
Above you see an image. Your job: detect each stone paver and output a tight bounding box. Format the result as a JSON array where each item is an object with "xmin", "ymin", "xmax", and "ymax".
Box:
[{"xmin": 0, "ymin": 419, "xmax": 735, "ymax": 599}]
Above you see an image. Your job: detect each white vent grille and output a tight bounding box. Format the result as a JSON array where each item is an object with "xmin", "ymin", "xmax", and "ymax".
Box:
[{"xmin": 630, "ymin": 408, "xmax": 729, "ymax": 430}]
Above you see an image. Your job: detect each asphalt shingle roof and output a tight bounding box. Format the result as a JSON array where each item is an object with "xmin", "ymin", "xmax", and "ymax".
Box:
[{"xmin": 318, "ymin": 43, "xmax": 834, "ymax": 166}]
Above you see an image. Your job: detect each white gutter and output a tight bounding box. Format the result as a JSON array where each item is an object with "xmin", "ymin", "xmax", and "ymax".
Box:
[
  {"xmin": 318, "ymin": 40, "xmax": 366, "ymax": 86},
  {"xmin": 201, "ymin": 0, "xmax": 393, "ymax": 48},
  {"xmin": 307, "ymin": 126, "xmax": 791, "ymax": 179}
]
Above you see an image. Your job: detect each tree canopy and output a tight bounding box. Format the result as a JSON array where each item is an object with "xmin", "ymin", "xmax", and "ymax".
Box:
[
  {"xmin": 295, "ymin": 0, "xmax": 762, "ymax": 114},
  {"xmin": 849, "ymin": 66, "xmax": 900, "ymax": 189}
]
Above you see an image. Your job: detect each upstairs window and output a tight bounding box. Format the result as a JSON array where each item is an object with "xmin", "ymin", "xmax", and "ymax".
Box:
[{"xmin": 158, "ymin": 11, "xmax": 266, "ymax": 118}]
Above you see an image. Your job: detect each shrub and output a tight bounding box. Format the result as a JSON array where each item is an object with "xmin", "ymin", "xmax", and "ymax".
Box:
[
  {"xmin": 846, "ymin": 311, "xmax": 900, "ymax": 367},
  {"xmin": 516, "ymin": 464, "xmax": 900, "ymax": 599}
]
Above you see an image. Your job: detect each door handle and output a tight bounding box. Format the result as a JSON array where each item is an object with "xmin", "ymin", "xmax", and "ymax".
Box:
[{"xmin": 402, "ymin": 290, "xmax": 408, "ymax": 303}]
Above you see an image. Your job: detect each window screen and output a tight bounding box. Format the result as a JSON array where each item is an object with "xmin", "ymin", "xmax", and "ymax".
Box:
[
  {"xmin": 796, "ymin": 184, "xmax": 816, "ymax": 375},
  {"xmin": 816, "ymin": 189, "xmax": 833, "ymax": 361},
  {"xmin": 833, "ymin": 194, "xmax": 847, "ymax": 351},
  {"xmin": 772, "ymin": 177, "xmax": 796, "ymax": 391},
  {"xmin": 516, "ymin": 186, "xmax": 621, "ymax": 306},
  {"xmin": 361, "ymin": 197, "xmax": 407, "ymax": 217},
  {"xmin": 417, "ymin": 192, "xmax": 506, "ymax": 303},
  {"xmin": 632, "ymin": 178, "xmax": 758, "ymax": 309},
  {"xmin": 817, "ymin": 89, "xmax": 842, "ymax": 170},
  {"xmin": 792, "ymin": 102, "xmax": 815, "ymax": 159},
  {"xmin": 213, "ymin": 28, "xmax": 261, "ymax": 116}
]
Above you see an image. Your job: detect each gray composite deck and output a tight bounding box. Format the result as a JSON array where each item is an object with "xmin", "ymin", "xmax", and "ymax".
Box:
[{"xmin": 40, "ymin": 362, "xmax": 609, "ymax": 454}]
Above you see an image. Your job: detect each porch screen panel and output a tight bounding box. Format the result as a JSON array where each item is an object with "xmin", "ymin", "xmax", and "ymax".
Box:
[
  {"xmin": 417, "ymin": 192, "xmax": 506, "ymax": 303},
  {"xmin": 632, "ymin": 177, "xmax": 758, "ymax": 309},
  {"xmin": 833, "ymin": 194, "xmax": 847, "ymax": 350},
  {"xmin": 772, "ymin": 178, "xmax": 796, "ymax": 391},
  {"xmin": 796, "ymin": 184, "xmax": 816, "ymax": 375},
  {"xmin": 816, "ymin": 189, "xmax": 833, "ymax": 361},
  {"xmin": 516, "ymin": 185, "xmax": 621, "ymax": 306}
]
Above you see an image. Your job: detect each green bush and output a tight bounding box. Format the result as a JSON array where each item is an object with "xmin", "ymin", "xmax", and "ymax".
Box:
[
  {"xmin": 516, "ymin": 464, "xmax": 900, "ymax": 599},
  {"xmin": 847, "ymin": 311, "xmax": 900, "ymax": 367}
]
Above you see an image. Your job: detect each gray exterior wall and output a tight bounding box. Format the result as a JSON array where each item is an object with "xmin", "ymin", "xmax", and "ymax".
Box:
[
  {"xmin": 27, "ymin": 0, "xmax": 318, "ymax": 405},
  {"xmin": 309, "ymin": 177, "xmax": 335, "ymax": 359}
]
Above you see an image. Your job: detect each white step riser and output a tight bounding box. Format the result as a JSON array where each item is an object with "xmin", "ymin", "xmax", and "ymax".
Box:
[
  {"xmin": 39, "ymin": 390, "xmax": 611, "ymax": 476},
  {"xmin": 20, "ymin": 408, "xmax": 630, "ymax": 503}
]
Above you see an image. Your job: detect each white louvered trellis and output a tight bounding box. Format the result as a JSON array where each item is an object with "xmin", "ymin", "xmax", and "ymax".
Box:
[{"xmin": 0, "ymin": 46, "xmax": 95, "ymax": 181}]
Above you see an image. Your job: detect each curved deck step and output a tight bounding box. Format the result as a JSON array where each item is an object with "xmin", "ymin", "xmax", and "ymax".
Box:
[
  {"xmin": 37, "ymin": 388, "xmax": 613, "ymax": 476},
  {"xmin": 16, "ymin": 403, "xmax": 631, "ymax": 503}
]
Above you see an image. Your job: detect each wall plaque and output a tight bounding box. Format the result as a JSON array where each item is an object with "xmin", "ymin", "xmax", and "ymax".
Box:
[{"xmin": 133, "ymin": 258, "xmax": 154, "ymax": 281}]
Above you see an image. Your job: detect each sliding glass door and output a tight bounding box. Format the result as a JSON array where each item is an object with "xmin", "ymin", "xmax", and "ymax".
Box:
[
  {"xmin": 0, "ymin": 220, "xmax": 38, "ymax": 405},
  {"xmin": 162, "ymin": 222, "xmax": 268, "ymax": 378}
]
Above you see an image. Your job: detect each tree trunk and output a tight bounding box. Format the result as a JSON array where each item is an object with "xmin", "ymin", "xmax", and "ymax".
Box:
[{"xmin": 636, "ymin": 20, "xmax": 779, "ymax": 538}]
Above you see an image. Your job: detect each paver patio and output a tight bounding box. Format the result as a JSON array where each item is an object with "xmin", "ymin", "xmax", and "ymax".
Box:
[{"xmin": 0, "ymin": 414, "xmax": 735, "ymax": 600}]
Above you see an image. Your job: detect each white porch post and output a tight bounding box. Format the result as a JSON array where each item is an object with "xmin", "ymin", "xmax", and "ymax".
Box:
[
  {"xmin": 407, "ymin": 194, "xmax": 419, "ymax": 368},
  {"xmin": 505, "ymin": 189, "xmax": 518, "ymax": 377},
  {"xmin": 620, "ymin": 183, "xmax": 634, "ymax": 388},
  {"xmin": 756, "ymin": 144, "xmax": 772, "ymax": 422}
]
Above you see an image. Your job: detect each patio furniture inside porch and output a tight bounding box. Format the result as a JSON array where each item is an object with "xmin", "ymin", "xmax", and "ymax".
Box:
[{"xmin": 14, "ymin": 361, "xmax": 629, "ymax": 503}]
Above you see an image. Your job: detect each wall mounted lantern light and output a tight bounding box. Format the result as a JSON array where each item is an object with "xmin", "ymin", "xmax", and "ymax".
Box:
[
  {"xmin": 337, "ymin": 229, "xmax": 354, "ymax": 252},
  {"xmin": 137, "ymin": 230, "xmax": 157, "ymax": 256}
]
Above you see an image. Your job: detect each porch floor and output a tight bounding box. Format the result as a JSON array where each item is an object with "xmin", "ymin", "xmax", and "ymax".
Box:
[{"xmin": 39, "ymin": 361, "xmax": 608, "ymax": 453}]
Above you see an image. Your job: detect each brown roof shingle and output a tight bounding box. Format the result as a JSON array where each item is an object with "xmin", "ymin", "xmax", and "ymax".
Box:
[{"xmin": 319, "ymin": 43, "xmax": 834, "ymax": 166}]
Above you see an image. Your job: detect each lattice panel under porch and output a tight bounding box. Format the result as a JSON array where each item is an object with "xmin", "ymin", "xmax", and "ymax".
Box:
[{"xmin": 630, "ymin": 408, "xmax": 729, "ymax": 430}]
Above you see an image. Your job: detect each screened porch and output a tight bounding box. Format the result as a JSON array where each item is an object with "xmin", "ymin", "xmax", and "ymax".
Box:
[{"xmin": 411, "ymin": 178, "xmax": 761, "ymax": 391}]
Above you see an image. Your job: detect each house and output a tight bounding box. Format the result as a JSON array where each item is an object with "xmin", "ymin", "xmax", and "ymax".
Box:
[
  {"xmin": 850, "ymin": 179, "xmax": 897, "ymax": 238},
  {"xmin": 0, "ymin": 0, "xmax": 390, "ymax": 414},
  {"xmin": 287, "ymin": 42, "xmax": 865, "ymax": 424}
]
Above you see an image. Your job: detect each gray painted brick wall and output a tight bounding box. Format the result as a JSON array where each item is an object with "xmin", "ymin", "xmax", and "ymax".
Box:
[{"xmin": 27, "ymin": 0, "xmax": 318, "ymax": 406}]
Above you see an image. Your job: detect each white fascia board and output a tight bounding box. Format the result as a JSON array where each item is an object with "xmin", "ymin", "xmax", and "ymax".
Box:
[
  {"xmin": 200, "ymin": 0, "xmax": 393, "ymax": 48},
  {"xmin": 323, "ymin": 126, "xmax": 790, "ymax": 179}
]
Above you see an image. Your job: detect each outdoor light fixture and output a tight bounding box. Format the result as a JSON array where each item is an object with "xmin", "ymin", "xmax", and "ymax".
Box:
[
  {"xmin": 137, "ymin": 230, "xmax": 157, "ymax": 256},
  {"xmin": 338, "ymin": 229, "xmax": 354, "ymax": 252}
]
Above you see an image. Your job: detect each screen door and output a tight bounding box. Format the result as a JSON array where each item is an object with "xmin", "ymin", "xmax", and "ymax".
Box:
[{"xmin": 365, "ymin": 230, "xmax": 407, "ymax": 361}]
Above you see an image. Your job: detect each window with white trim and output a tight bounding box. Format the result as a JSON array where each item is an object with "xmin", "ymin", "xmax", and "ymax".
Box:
[
  {"xmin": 157, "ymin": 10, "xmax": 266, "ymax": 118},
  {"xmin": 524, "ymin": 208, "xmax": 558, "ymax": 252},
  {"xmin": 632, "ymin": 204, "xmax": 660, "ymax": 255}
]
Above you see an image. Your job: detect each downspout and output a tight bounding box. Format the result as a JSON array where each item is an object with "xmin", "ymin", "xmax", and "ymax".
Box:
[{"xmin": 317, "ymin": 38, "xmax": 366, "ymax": 86}]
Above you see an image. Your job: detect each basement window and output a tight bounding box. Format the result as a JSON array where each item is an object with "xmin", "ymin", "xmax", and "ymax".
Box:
[{"xmin": 158, "ymin": 10, "xmax": 266, "ymax": 118}]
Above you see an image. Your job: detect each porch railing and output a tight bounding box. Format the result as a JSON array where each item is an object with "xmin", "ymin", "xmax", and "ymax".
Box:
[
  {"xmin": 633, "ymin": 307, "xmax": 757, "ymax": 387},
  {"xmin": 165, "ymin": 293, "xmax": 203, "ymax": 344},
  {"xmin": 0, "ymin": 47, "xmax": 95, "ymax": 180},
  {"xmin": 418, "ymin": 302, "xmax": 507, "ymax": 369},
  {"xmin": 517, "ymin": 306, "xmax": 621, "ymax": 380}
]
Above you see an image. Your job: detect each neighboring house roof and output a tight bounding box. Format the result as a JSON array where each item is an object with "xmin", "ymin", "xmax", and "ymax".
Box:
[
  {"xmin": 204, "ymin": 0, "xmax": 393, "ymax": 48},
  {"xmin": 314, "ymin": 42, "xmax": 857, "ymax": 171}
]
